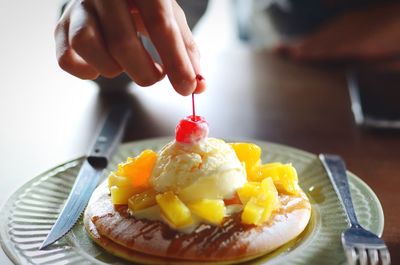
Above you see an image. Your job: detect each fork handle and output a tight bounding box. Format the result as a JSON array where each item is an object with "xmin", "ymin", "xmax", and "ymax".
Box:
[{"xmin": 319, "ymin": 154, "xmax": 360, "ymax": 227}]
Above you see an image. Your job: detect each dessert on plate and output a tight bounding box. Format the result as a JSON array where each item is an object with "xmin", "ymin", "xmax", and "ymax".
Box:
[{"xmin": 84, "ymin": 112, "xmax": 311, "ymax": 264}]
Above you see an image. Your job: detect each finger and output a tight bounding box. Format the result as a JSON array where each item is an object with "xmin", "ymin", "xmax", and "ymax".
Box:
[
  {"xmin": 195, "ymin": 74, "xmax": 206, "ymax": 94},
  {"xmin": 136, "ymin": 0, "xmax": 197, "ymax": 95},
  {"xmin": 172, "ymin": 1, "xmax": 205, "ymax": 93},
  {"xmin": 171, "ymin": 1, "xmax": 201, "ymax": 73},
  {"xmin": 94, "ymin": 0, "xmax": 163, "ymax": 86},
  {"xmin": 127, "ymin": 0, "xmax": 149, "ymax": 36},
  {"xmin": 69, "ymin": 2, "xmax": 122, "ymax": 78},
  {"xmin": 55, "ymin": 4, "xmax": 99, "ymax": 79},
  {"xmin": 131, "ymin": 12, "xmax": 149, "ymax": 37}
]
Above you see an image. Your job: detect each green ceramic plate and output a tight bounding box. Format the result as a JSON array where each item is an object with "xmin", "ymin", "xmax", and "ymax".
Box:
[{"xmin": 0, "ymin": 138, "xmax": 384, "ymax": 265}]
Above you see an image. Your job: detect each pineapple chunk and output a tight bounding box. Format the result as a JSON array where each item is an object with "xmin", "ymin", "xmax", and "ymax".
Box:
[
  {"xmin": 110, "ymin": 186, "xmax": 137, "ymax": 205},
  {"xmin": 241, "ymin": 197, "xmax": 264, "ymax": 225},
  {"xmin": 188, "ymin": 199, "xmax": 225, "ymax": 225},
  {"xmin": 240, "ymin": 178, "xmax": 281, "ymax": 225},
  {"xmin": 259, "ymin": 178, "xmax": 281, "ymax": 221},
  {"xmin": 156, "ymin": 191, "xmax": 192, "ymax": 227},
  {"xmin": 260, "ymin": 178, "xmax": 279, "ymax": 206},
  {"xmin": 116, "ymin": 150, "xmax": 157, "ymax": 188},
  {"xmin": 116, "ymin": 157, "xmax": 134, "ymax": 175},
  {"xmin": 108, "ymin": 172, "xmax": 131, "ymax": 189},
  {"xmin": 230, "ymin": 143, "xmax": 261, "ymax": 164},
  {"xmin": 260, "ymin": 198, "xmax": 276, "ymax": 223},
  {"xmin": 259, "ymin": 163, "xmax": 282, "ymax": 183},
  {"xmin": 230, "ymin": 143, "xmax": 262, "ymax": 181},
  {"xmin": 246, "ymin": 160, "xmax": 263, "ymax": 181},
  {"xmin": 128, "ymin": 189, "xmax": 157, "ymax": 212},
  {"xmin": 260, "ymin": 163, "xmax": 300, "ymax": 195},
  {"xmin": 279, "ymin": 164, "xmax": 300, "ymax": 195},
  {"xmin": 237, "ymin": 182, "xmax": 261, "ymax": 204}
]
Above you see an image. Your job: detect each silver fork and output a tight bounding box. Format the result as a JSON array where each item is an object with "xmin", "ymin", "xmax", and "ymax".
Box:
[{"xmin": 319, "ymin": 154, "xmax": 391, "ymax": 265}]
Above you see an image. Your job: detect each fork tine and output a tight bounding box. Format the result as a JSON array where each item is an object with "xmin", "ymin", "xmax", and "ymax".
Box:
[
  {"xmin": 358, "ymin": 247, "xmax": 368, "ymax": 265},
  {"xmin": 379, "ymin": 248, "xmax": 391, "ymax": 265},
  {"xmin": 344, "ymin": 248, "xmax": 357, "ymax": 265},
  {"xmin": 368, "ymin": 249, "xmax": 379, "ymax": 265}
]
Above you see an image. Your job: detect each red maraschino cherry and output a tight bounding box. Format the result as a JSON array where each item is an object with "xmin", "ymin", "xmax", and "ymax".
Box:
[
  {"xmin": 175, "ymin": 92, "xmax": 209, "ymax": 144},
  {"xmin": 175, "ymin": 115, "xmax": 209, "ymax": 144}
]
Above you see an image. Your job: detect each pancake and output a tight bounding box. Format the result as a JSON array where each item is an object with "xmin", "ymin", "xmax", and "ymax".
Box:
[{"xmin": 84, "ymin": 181, "xmax": 311, "ymax": 264}]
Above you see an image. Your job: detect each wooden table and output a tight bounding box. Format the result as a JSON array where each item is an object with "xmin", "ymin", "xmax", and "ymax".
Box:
[{"xmin": 1, "ymin": 0, "xmax": 399, "ymax": 264}]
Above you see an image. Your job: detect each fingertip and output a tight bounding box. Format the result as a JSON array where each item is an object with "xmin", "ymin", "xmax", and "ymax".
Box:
[
  {"xmin": 194, "ymin": 81, "xmax": 206, "ymax": 94},
  {"xmin": 194, "ymin": 74, "xmax": 206, "ymax": 94}
]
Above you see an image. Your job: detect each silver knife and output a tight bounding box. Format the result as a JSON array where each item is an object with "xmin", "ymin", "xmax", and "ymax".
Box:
[{"xmin": 40, "ymin": 105, "xmax": 131, "ymax": 249}]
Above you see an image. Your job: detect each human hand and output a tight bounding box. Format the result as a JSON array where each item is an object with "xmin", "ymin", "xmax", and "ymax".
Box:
[
  {"xmin": 274, "ymin": 2, "xmax": 400, "ymax": 63},
  {"xmin": 55, "ymin": 0, "xmax": 205, "ymax": 95}
]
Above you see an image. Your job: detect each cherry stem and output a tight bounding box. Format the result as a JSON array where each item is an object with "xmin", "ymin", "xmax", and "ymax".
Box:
[{"xmin": 191, "ymin": 93, "xmax": 196, "ymax": 121}]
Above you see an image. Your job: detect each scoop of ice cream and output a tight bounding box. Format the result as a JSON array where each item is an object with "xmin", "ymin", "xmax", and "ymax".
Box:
[{"xmin": 150, "ymin": 138, "xmax": 246, "ymax": 202}]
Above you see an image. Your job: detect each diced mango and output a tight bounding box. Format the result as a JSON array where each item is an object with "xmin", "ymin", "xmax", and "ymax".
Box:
[
  {"xmin": 259, "ymin": 163, "xmax": 282, "ymax": 182},
  {"xmin": 230, "ymin": 143, "xmax": 262, "ymax": 181},
  {"xmin": 110, "ymin": 186, "xmax": 137, "ymax": 205},
  {"xmin": 156, "ymin": 191, "xmax": 192, "ymax": 227},
  {"xmin": 260, "ymin": 198, "xmax": 275, "ymax": 223},
  {"xmin": 239, "ymin": 178, "xmax": 281, "ymax": 225},
  {"xmin": 128, "ymin": 189, "xmax": 157, "ymax": 212},
  {"xmin": 237, "ymin": 182, "xmax": 261, "ymax": 204},
  {"xmin": 188, "ymin": 199, "xmax": 225, "ymax": 225},
  {"xmin": 246, "ymin": 160, "xmax": 264, "ymax": 181},
  {"xmin": 241, "ymin": 197, "xmax": 264, "ymax": 225},
  {"xmin": 279, "ymin": 164, "xmax": 300, "ymax": 195},
  {"xmin": 108, "ymin": 172, "xmax": 131, "ymax": 189},
  {"xmin": 260, "ymin": 177, "xmax": 279, "ymax": 207},
  {"xmin": 230, "ymin": 143, "xmax": 261, "ymax": 164},
  {"xmin": 116, "ymin": 157, "xmax": 134, "ymax": 175},
  {"xmin": 259, "ymin": 178, "xmax": 281, "ymax": 221},
  {"xmin": 116, "ymin": 150, "xmax": 157, "ymax": 189},
  {"xmin": 260, "ymin": 163, "xmax": 300, "ymax": 195}
]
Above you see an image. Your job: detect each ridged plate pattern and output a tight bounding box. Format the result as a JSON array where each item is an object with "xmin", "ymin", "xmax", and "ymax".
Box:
[{"xmin": 0, "ymin": 137, "xmax": 384, "ymax": 265}]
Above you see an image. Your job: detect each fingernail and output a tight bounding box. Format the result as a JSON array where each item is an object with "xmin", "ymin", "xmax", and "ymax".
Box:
[{"xmin": 196, "ymin": 74, "xmax": 205, "ymax": 81}]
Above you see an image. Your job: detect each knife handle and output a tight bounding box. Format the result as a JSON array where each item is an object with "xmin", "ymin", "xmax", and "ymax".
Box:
[{"xmin": 87, "ymin": 105, "xmax": 131, "ymax": 168}]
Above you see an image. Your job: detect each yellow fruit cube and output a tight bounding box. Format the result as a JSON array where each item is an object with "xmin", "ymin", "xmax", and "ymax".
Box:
[
  {"xmin": 259, "ymin": 163, "xmax": 282, "ymax": 182},
  {"xmin": 188, "ymin": 199, "xmax": 225, "ymax": 225},
  {"xmin": 156, "ymin": 191, "xmax": 192, "ymax": 227},
  {"xmin": 116, "ymin": 157, "xmax": 134, "ymax": 175},
  {"xmin": 260, "ymin": 163, "xmax": 300, "ymax": 195},
  {"xmin": 128, "ymin": 189, "xmax": 157, "ymax": 212},
  {"xmin": 239, "ymin": 178, "xmax": 281, "ymax": 225},
  {"xmin": 230, "ymin": 143, "xmax": 261, "ymax": 165},
  {"xmin": 260, "ymin": 178, "xmax": 279, "ymax": 204},
  {"xmin": 230, "ymin": 143, "xmax": 263, "ymax": 181},
  {"xmin": 246, "ymin": 160, "xmax": 263, "ymax": 181},
  {"xmin": 241, "ymin": 197, "xmax": 264, "ymax": 225},
  {"xmin": 260, "ymin": 199, "xmax": 275, "ymax": 223},
  {"xmin": 259, "ymin": 178, "xmax": 281, "ymax": 221},
  {"xmin": 108, "ymin": 172, "xmax": 131, "ymax": 189},
  {"xmin": 110, "ymin": 186, "xmax": 136, "ymax": 205},
  {"xmin": 279, "ymin": 164, "xmax": 300, "ymax": 195},
  {"xmin": 237, "ymin": 182, "xmax": 261, "ymax": 204},
  {"xmin": 116, "ymin": 150, "xmax": 157, "ymax": 189}
]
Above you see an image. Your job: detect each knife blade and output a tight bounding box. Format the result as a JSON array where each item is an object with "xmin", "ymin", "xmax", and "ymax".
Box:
[{"xmin": 40, "ymin": 104, "xmax": 131, "ymax": 249}]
